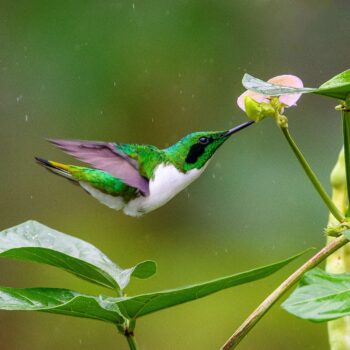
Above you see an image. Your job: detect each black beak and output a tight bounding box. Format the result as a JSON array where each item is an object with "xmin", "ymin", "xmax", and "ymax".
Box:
[{"xmin": 222, "ymin": 120, "xmax": 254, "ymax": 137}]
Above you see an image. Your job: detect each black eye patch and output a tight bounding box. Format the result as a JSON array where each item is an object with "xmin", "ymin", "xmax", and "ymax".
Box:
[{"xmin": 185, "ymin": 137, "xmax": 213, "ymax": 164}]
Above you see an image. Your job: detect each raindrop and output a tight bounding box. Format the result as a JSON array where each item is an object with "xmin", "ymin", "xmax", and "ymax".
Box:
[
  {"xmin": 16, "ymin": 95, "xmax": 23, "ymax": 103},
  {"xmin": 24, "ymin": 114, "xmax": 29, "ymax": 122}
]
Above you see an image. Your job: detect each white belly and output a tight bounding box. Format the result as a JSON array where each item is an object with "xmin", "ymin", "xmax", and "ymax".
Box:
[
  {"xmin": 123, "ymin": 163, "xmax": 207, "ymax": 216},
  {"xmin": 79, "ymin": 182, "xmax": 125, "ymax": 210}
]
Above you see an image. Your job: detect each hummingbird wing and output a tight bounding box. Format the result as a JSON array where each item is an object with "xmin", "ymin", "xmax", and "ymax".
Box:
[{"xmin": 48, "ymin": 139, "xmax": 150, "ymax": 195}]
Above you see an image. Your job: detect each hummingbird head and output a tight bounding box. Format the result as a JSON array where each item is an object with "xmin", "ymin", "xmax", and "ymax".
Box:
[{"xmin": 165, "ymin": 121, "xmax": 254, "ymax": 172}]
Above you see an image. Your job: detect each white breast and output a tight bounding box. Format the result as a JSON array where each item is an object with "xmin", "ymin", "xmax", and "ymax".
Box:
[{"xmin": 123, "ymin": 163, "xmax": 207, "ymax": 216}]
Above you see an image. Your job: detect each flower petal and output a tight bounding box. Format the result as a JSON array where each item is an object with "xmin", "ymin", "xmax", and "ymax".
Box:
[
  {"xmin": 237, "ymin": 90, "xmax": 269, "ymax": 111},
  {"xmin": 268, "ymin": 75, "xmax": 303, "ymax": 107}
]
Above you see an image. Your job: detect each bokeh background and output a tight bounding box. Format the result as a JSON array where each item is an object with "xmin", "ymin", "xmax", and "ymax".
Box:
[{"xmin": 1, "ymin": 1, "xmax": 350, "ymax": 349}]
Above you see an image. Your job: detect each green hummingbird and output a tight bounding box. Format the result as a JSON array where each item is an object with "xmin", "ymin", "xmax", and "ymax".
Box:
[{"xmin": 35, "ymin": 121, "xmax": 253, "ymax": 216}]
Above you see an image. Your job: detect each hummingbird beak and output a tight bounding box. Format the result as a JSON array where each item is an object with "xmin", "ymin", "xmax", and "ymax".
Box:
[{"xmin": 222, "ymin": 120, "xmax": 254, "ymax": 137}]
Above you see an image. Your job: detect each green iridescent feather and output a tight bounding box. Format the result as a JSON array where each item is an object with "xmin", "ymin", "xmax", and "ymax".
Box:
[{"xmin": 68, "ymin": 166, "xmax": 138, "ymax": 201}]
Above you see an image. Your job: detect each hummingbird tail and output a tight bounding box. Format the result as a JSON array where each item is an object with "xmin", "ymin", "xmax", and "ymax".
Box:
[{"xmin": 35, "ymin": 157, "xmax": 75, "ymax": 181}]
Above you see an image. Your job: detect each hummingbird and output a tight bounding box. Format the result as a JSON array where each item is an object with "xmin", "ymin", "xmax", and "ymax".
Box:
[{"xmin": 35, "ymin": 121, "xmax": 253, "ymax": 217}]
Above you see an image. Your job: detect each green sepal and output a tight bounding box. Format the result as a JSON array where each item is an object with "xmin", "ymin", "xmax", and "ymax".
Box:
[{"xmin": 244, "ymin": 96, "xmax": 275, "ymax": 122}]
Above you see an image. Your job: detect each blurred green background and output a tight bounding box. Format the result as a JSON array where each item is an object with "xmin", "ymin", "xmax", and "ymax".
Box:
[{"xmin": 1, "ymin": 1, "xmax": 349, "ymax": 349}]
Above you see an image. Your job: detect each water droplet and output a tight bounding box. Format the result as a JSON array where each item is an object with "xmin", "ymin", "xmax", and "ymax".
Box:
[
  {"xmin": 16, "ymin": 95, "xmax": 23, "ymax": 103},
  {"xmin": 25, "ymin": 114, "xmax": 29, "ymax": 122},
  {"xmin": 132, "ymin": 3, "xmax": 135, "ymax": 9}
]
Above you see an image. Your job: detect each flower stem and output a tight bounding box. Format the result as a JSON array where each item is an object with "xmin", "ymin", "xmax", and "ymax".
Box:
[
  {"xmin": 280, "ymin": 126, "xmax": 345, "ymax": 223},
  {"xmin": 342, "ymin": 107, "xmax": 350, "ymax": 216},
  {"xmin": 220, "ymin": 234, "xmax": 349, "ymax": 350},
  {"xmin": 125, "ymin": 332, "xmax": 139, "ymax": 350}
]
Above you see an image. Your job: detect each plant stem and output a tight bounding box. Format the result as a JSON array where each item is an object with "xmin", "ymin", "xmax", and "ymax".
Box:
[
  {"xmin": 342, "ymin": 108, "xmax": 350, "ymax": 216},
  {"xmin": 326, "ymin": 146, "xmax": 350, "ymax": 349},
  {"xmin": 125, "ymin": 332, "xmax": 139, "ymax": 350},
  {"xmin": 220, "ymin": 234, "xmax": 349, "ymax": 350},
  {"xmin": 280, "ymin": 126, "xmax": 345, "ymax": 223}
]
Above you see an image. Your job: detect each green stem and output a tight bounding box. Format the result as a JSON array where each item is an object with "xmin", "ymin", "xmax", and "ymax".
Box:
[
  {"xmin": 342, "ymin": 109, "xmax": 350, "ymax": 216},
  {"xmin": 125, "ymin": 332, "xmax": 139, "ymax": 350},
  {"xmin": 281, "ymin": 126, "xmax": 345, "ymax": 223},
  {"xmin": 220, "ymin": 234, "xmax": 349, "ymax": 350},
  {"xmin": 326, "ymin": 147, "xmax": 350, "ymax": 350}
]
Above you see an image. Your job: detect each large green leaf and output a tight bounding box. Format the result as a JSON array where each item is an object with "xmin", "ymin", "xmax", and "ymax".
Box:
[
  {"xmin": 117, "ymin": 250, "xmax": 307, "ymax": 319},
  {"xmin": 0, "ymin": 251, "xmax": 306, "ymax": 324},
  {"xmin": 0, "ymin": 287, "xmax": 125, "ymax": 324},
  {"xmin": 282, "ymin": 268, "xmax": 350, "ymax": 322},
  {"xmin": 0, "ymin": 221, "xmax": 156, "ymax": 290},
  {"xmin": 242, "ymin": 69, "xmax": 350, "ymax": 100}
]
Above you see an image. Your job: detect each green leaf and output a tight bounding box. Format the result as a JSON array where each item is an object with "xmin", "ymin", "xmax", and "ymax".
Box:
[
  {"xmin": 0, "ymin": 221, "xmax": 156, "ymax": 290},
  {"xmin": 317, "ymin": 69, "xmax": 350, "ymax": 99},
  {"xmin": 117, "ymin": 250, "xmax": 308, "ymax": 319},
  {"xmin": 282, "ymin": 268, "xmax": 350, "ymax": 322},
  {"xmin": 242, "ymin": 69, "xmax": 350, "ymax": 101},
  {"xmin": 242, "ymin": 74, "xmax": 315, "ymax": 97},
  {"xmin": 0, "ymin": 287, "xmax": 125, "ymax": 324},
  {"xmin": 0, "ymin": 251, "xmax": 307, "ymax": 324}
]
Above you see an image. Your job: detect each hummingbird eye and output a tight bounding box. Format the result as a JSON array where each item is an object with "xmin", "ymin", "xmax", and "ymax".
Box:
[{"xmin": 199, "ymin": 136, "xmax": 210, "ymax": 144}]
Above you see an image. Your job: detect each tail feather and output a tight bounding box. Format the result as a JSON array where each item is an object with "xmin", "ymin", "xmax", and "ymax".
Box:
[{"xmin": 35, "ymin": 157, "xmax": 75, "ymax": 181}]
